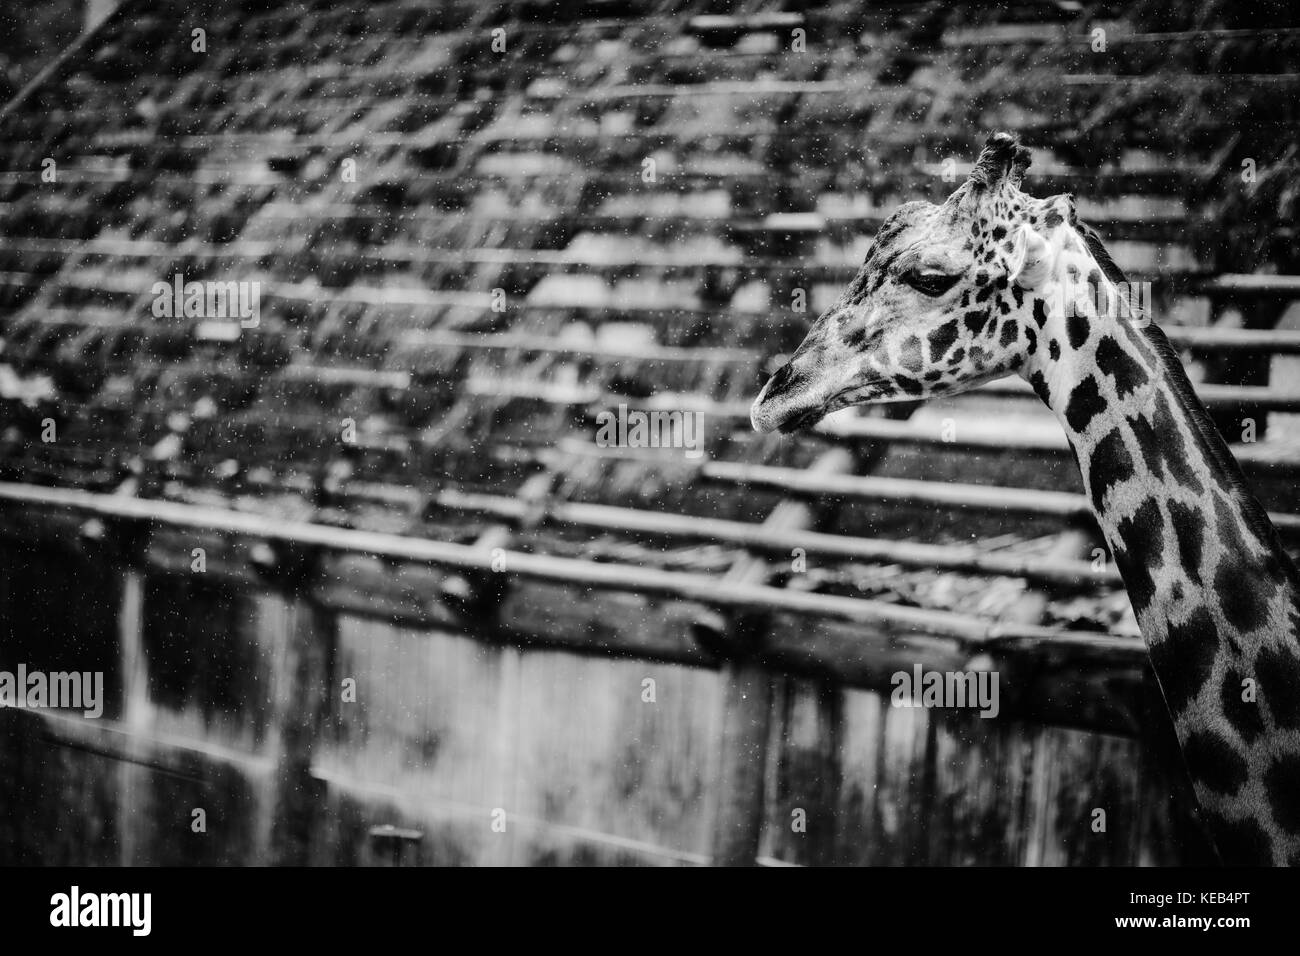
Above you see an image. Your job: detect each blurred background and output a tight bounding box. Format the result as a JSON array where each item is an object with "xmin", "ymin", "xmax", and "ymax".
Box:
[{"xmin": 0, "ymin": 0, "xmax": 1298, "ymax": 866}]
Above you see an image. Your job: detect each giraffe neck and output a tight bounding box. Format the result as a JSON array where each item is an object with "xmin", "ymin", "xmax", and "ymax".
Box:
[{"xmin": 1020, "ymin": 227, "xmax": 1300, "ymax": 866}]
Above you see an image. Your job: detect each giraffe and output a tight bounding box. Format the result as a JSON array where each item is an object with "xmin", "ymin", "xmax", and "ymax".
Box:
[{"xmin": 750, "ymin": 133, "xmax": 1300, "ymax": 866}]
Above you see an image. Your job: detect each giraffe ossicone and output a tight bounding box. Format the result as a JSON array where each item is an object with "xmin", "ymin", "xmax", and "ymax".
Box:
[{"xmin": 751, "ymin": 132, "xmax": 1300, "ymax": 866}]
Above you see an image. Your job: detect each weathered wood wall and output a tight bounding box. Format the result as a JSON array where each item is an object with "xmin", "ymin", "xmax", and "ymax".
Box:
[{"xmin": 0, "ymin": 539, "xmax": 1215, "ymax": 866}]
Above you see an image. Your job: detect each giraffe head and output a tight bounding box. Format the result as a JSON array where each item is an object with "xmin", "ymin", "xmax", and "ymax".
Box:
[{"xmin": 751, "ymin": 133, "xmax": 1069, "ymax": 433}]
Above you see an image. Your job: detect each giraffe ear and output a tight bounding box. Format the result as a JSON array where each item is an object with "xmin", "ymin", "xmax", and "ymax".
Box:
[{"xmin": 1007, "ymin": 224, "xmax": 1052, "ymax": 289}]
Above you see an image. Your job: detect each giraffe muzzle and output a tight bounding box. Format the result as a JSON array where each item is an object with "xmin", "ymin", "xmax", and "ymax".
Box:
[{"xmin": 750, "ymin": 359, "xmax": 832, "ymax": 434}]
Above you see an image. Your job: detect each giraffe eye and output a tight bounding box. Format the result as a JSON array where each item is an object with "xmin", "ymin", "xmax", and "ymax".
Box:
[{"xmin": 902, "ymin": 270, "xmax": 961, "ymax": 297}]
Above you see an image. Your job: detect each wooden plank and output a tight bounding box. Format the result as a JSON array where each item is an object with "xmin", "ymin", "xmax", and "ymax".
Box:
[
  {"xmin": 116, "ymin": 569, "xmax": 146, "ymax": 866},
  {"xmin": 1021, "ymin": 724, "xmax": 1147, "ymax": 865},
  {"xmin": 1202, "ymin": 299, "xmax": 1288, "ymax": 440},
  {"xmin": 509, "ymin": 652, "xmax": 722, "ymax": 865},
  {"xmin": 709, "ymin": 654, "xmax": 774, "ymax": 866},
  {"xmin": 701, "ymin": 461, "xmax": 1300, "ymax": 534},
  {"xmin": 705, "ymin": 460, "xmax": 1094, "ymax": 517},
  {"xmin": 312, "ymin": 618, "xmax": 720, "ymax": 866},
  {"xmin": 437, "ymin": 489, "xmax": 1121, "ymax": 589},
  {"xmin": 267, "ymin": 593, "xmax": 336, "ymax": 865},
  {"xmin": 761, "ymin": 678, "xmax": 844, "ymax": 865},
  {"xmin": 314, "ymin": 619, "xmax": 504, "ymax": 866},
  {"xmin": 1202, "ymin": 274, "xmax": 1300, "ymax": 297},
  {"xmin": 0, "ymin": 480, "xmax": 1094, "ymax": 643}
]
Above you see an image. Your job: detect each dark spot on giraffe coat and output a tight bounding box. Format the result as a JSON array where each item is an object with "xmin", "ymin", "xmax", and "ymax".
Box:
[
  {"xmin": 899, "ymin": 335, "xmax": 924, "ymax": 373},
  {"xmin": 928, "ymin": 321, "xmax": 960, "ymax": 359},
  {"xmin": 923, "ymin": 369, "xmax": 943, "ymax": 383},
  {"xmin": 1208, "ymin": 492, "xmax": 1280, "ymax": 634},
  {"xmin": 894, "ymin": 374, "xmax": 923, "ymax": 395},
  {"xmin": 975, "ymin": 269, "xmax": 989, "ymax": 285},
  {"xmin": 997, "ymin": 298, "xmax": 1011, "ymax": 315},
  {"xmin": 1044, "ymin": 209, "xmax": 1063, "ymax": 228},
  {"xmin": 975, "ymin": 282, "xmax": 996, "ymax": 304},
  {"xmin": 1169, "ymin": 580, "xmax": 1184, "ymax": 603},
  {"xmin": 1067, "ymin": 311, "xmax": 1090, "ymax": 349},
  {"xmin": 1152, "ymin": 392, "xmax": 1203, "ymax": 495},
  {"xmin": 1112, "ymin": 499, "xmax": 1164, "ymax": 616},
  {"xmin": 963, "ymin": 309, "xmax": 990, "ymax": 335},
  {"xmin": 842, "ymin": 324, "xmax": 881, "ymax": 350},
  {"xmin": 1264, "ymin": 753, "xmax": 1300, "ymax": 834},
  {"xmin": 1086, "ymin": 427, "xmax": 1134, "ymax": 511},
  {"xmin": 1183, "ymin": 729, "xmax": 1249, "ymax": 797},
  {"xmin": 1011, "ymin": 284, "xmax": 1025, "ymax": 309},
  {"xmin": 1064, "ymin": 375, "xmax": 1107, "ymax": 433},
  {"xmin": 991, "ymin": 225, "xmax": 1006, "ymax": 240},
  {"xmin": 1028, "ymin": 371, "xmax": 1051, "ymax": 405},
  {"xmin": 1166, "ymin": 500, "xmax": 1204, "ymax": 582},
  {"xmin": 865, "ymin": 249, "xmax": 904, "ymax": 296},
  {"xmin": 1221, "ymin": 665, "xmax": 1265, "ymax": 743},
  {"xmin": 1215, "ymin": 559, "xmax": 1273, "ymax": 633},
  {"xmin": 1127, "ymin": 408, "xmax": 1165, "ymax": 481},
  {"xmin": 960, "ymin": 290, "xmax": 970, "ymax": 308},
  {"xmin": 1048, "ymin": 339, "xmax": 1060, "ymax": 361},
  {"xmin": 998, "ymin": 321, "xmax": 1018, "ymax": 347},
  {"xmin": 1024, "ymin": 327, "xmax": 1037, "ymax": 355},
  {"xmin": 1213, "ymin": 493, "xmax": 1243, "ymax": 548},
  {"xmin": 1256, "ymin": 643, "xmax": 1300, "ymax": 730},
  {"xmin": 1202, "ymin": 812, "xmax": 1273, "ymax": 866},
  {"xmin": 1095, "ymin": 335, "xmax": 1146, "ymax": 398},
  {"xmin": 1032, "ymin": 298, "xmax": 1048, "ymax": 328},
  {"xmin": 948, "ymin": 347, "xmax": 965, "ymax": 365}
]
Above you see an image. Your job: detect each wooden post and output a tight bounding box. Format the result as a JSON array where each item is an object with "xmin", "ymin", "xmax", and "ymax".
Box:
[
  {"xmin": 473, "ymin": 471, "xmax": 553, "ymax": 866},
  {"xmin": 708, "ymin": 449, "xmax": 853, "ymax": 865},
  {"xmin": 116, "ymin": 568, "xmax": 147, "ymax": 866},
  {"xmin": 268, "ymin": 581, "xmax": 336, "ymax": 866},
  {"xmin": 710, "ymin": 654, "xmax": 775, "ymax": 866}
]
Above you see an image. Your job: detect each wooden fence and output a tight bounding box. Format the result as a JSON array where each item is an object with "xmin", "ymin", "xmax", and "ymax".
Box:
[{"xmin": 0, "ymin": 480, "xmax": 1215, "ymax": 866}]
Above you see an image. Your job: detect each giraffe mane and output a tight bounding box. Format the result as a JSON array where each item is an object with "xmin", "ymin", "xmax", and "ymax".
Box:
[{"xmin": 1077, "ymin": 219, "xmax": 1297, "ymax": 575}]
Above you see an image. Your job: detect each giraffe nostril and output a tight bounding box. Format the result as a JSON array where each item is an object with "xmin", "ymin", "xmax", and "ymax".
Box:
[{"xmin": 764, "ymin": 362, "xmax": 795, "ymax": 397}]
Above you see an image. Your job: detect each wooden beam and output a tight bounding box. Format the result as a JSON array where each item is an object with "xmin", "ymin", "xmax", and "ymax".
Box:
[
  {"xmin": 704, "ymin": 461, "xmax": 1092, "ymax": 517},
  {"xmin": 435, "ymin": 488, "xmax": 1121, "ymax": 589},
  {"xmin": 698, "ymin": 460, "xmax": 1300, "ymax": 536},
  {"xmin": 0, "ymin": 481, "xmax": 1079, "ymax": 643}
]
